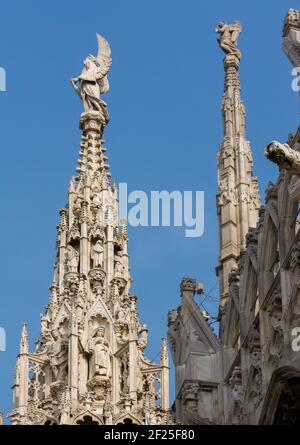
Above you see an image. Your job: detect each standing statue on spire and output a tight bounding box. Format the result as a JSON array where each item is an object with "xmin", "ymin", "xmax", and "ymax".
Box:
[
  {"xmin": 215, "ymin": 21, "xmax": 242, "ymax": 59},
  {"xmin": 71, "ymin": 34, "xmax": 112, "ymax": 123}
]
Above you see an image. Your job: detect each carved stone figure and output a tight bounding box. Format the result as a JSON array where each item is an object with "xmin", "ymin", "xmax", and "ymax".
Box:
[
  {"xmin": 49, "ymin": 329, "xmax": 68, "ymax": 383},
  {"xmin": 116, "ymin": 301, "xmax": 129, "ymax": 324},
  {"xmin": 40, "ymin": 313, "xmax": 51, "ymax": 341},
  {"xmin": 88, "ymin": 327, "xmax": 111, "ymax": 379},
  {"xmin": 229, "ymin": 367, "xmax": 244, "ymax": 424},
  {"xmin": 216, "ymin": 21, "xmax": 242, "ymax": 58},
  {"xmin": 138, "ymin": 324, "xmax": 148, "ymax": 350},
  {"xmin": 145, "ymin": 407, "xmax": 157, "ymax": 425},
  {"xmin": 114, "ymin": 249, "xmax": 124, "ymax": 276},
  {"xmin": 265, "ymin": 140, "xmax": 300, "ymax": 175},
  {"xmin": 91, "ymin": 239, "xmax": 104, "ymax": 268},
  {"xmin": 71, "ymin": 34, "xmax": 112, "ymax": 122},
  {"xmin": 66, "ymin": 246, "xmax": 79, "ymax": 273}
]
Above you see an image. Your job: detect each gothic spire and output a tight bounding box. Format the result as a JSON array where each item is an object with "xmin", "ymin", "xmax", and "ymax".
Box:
[
  {"xmin": 215, "ymin": 21, "xmax": 260, "ymax": 333},
  {"xmin": 10, "ymin": 33, "xmax": 169, "ymax": 426}
]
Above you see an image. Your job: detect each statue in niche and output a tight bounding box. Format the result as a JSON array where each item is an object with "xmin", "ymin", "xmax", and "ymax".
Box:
[
  {"xmin": 49, "ymin": 328, "xmax": 68, "ymax": 383},
  {"xmin": 91, "ymin": 239, "xmax": 104, "ymax": 268},
  {"xmin": 215, "ymin": 21, "xmax": 242, "ymax": 58},
  {"xmin": 114, "ymin": 249, "xmax": 124, "ymax": 276},
  {"xmin": 73, "ymin": 196, "xmax": 83, "ymax": 217},
  {"xmin": 71, "ymin": 34, "xmax": 112, "ymax": 122},
  {"xmin": 66, "ymin": 246, "xmax": 79, "ymax": 273},
  {"xmin": 92, "ymin": 193, "xmax": 101, "ymax": 208},
  {"xmin": 117, "ymin": 301, "xmax": 129, "ymax": 324},
  {"xmin": 40, "ymin": 313, "xmax": 51, "ymax": 341},
  {"xmin": 138, "ymin": 324, "xmax": 148, "ymax": 350},
  {"xmin": 120, "ymin": 354, "xmax": 129, "ymax": 394},
  {"xmin": 144, "ymin": 394, "xmax": 157, "ymax": 425},
  {"xmin": 88, "ymin": 326, "xmax": 111, "ymax": 379},
  {"xmin": 145, "ymin": 409, "xmax": 157, "ymax": 425}
]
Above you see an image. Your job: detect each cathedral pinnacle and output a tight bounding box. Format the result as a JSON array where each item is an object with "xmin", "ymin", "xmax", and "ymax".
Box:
[
  {"xmin": 215, "ymin": 20, "xmax": 260, "ymax": 335},
  {"xmin": 10, "ymin": 32, "xmax": 170, "ymax": 426}
]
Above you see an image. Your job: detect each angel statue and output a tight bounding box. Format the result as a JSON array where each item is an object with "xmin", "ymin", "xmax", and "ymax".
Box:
[
  {"xmin": 71, "ymin": 34, "xmax": 112, "ymax": 123},
  {"xmin": 215, "ymin": 21, "xmax": 242, "ymax": 59}
]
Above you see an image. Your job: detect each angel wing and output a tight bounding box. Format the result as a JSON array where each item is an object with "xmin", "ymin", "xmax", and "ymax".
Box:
[
  {"xmin": 230, "ymin": 22, "xmax": 242, "ymax": 45},
  {"xmin": 96, "ymin": 33, "xmax": 112, "ymax": 94}
]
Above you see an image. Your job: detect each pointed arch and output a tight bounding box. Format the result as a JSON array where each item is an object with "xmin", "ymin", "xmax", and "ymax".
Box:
[
  {"xmin": 113, "ymin": 412, "xmax": 142, "ymax": 425},
  {"xmin": 259, "ymin": 366, "xmax": 300, "ymax": 424},
  {"xmin": 72, "ymin": 410, "xmax": 103, "ymax": 425}
]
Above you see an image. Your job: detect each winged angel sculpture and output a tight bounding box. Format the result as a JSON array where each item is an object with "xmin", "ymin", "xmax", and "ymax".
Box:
[{"xmin": 71, "ymin": 34, "xmax": 112, "ymax": 123}]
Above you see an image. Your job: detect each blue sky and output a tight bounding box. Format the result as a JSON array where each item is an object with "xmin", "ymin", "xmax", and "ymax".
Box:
[{"xmin": 0, "ymin": 0, "xmax": 299, "ymax": 419}]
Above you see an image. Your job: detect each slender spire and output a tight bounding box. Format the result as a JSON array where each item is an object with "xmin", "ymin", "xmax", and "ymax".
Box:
[{"xmin": 215, "ymin": 21, "xmax": 260, "ymax": 333}]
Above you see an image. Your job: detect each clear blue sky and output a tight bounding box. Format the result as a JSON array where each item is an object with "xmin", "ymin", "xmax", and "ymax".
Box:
[{"xmin": 0, "ymin": 1, "xmax": 299, "ymax": 419}]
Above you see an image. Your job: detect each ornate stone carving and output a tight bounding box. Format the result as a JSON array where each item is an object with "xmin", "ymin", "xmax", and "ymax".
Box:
[
  {"xmin": 64, "ymin": 271, "xmax": 80, "ymax": 294},
  {"xmin": 91, "ymin": 239, "xmax": 104, "ymax": 268},
  {"xmin": 66, "ymin": 246, "xmax": 79, "ymax": 273},
  {"xmin": 71, "ymin": 34, "xmax": 111, "ymax": 121},
  {"xmin": 68, "ymin": 219, "xmax": 80, "ymax": 243},
  {"xmin": 120, "ymin": 351, "xmax": 130, "ymax": 395},
  {"xmin": 87, "ymin": 376, "xmax": 111, "ymax": 402},
  {"xmin": 228, "ymin": 268, "xmax": 240, "ymax": 305},
  {"xmin": 88, "ymin": 268, "xmax": 106, "ymax": 296},
  {"xmin": 229, "ymin": 366, "xmax": 244, "ymax": 425},
  {"xmin": 265, "ymin": 140, "xmax": 300, "ymax": 176},
  {"xmin": 218, "ymin": 175, "xmax": 237, "ymax": 205},
  {"xmin": 246, "ymin": 327, "xmax": 263, "ymax": 409},
  {"xmin": 266, "ymin": 292, "xmax": 283, "ymax": 367},
  {"xmin": 216, "ymin": 21, "xmax": 242, "ymax": 59},
  {"xmin": 49, "ymin": 329, "xmax": 68, "ymax": 384},
  {"xmin": 180, "ymin": 278, "xmax": 196, "ymax": 296},
  {"xmin": 283, "ymin": 9, "xmax": 300, "ymax": 36},
  {"xmin": 88, "ymin": 326, "xmax": 111, "ymax": 379},
  {"xmin": 138, "ymin": 324, "xmax": 148, "ymax": 351}
]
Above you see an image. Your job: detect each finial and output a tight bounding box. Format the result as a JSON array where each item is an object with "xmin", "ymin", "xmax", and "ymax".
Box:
[
  {"xmin": 283, "ymin": 9, "xmax": 300, "ymax": 36},
  {"xmin": 215, "ymin": 20, "xmax": 242, "ymax": 59},
  {"xmin": 180, "ymin": 278, "xmax": 196, "ymax": 298},
  {"xmin": 160, "ymin": 337, "xmax": 169, "ymax": 367},
  {"xmin": 69, "ymin": 176, "xmax": 76, "ymax": 193},
  {"xmin": 20, "ymin": 322, "xmax": 28, "ymax": 354},
  {"xmin": 120, "ymin": 219, "xmax": 128, "ymax": 236}
]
